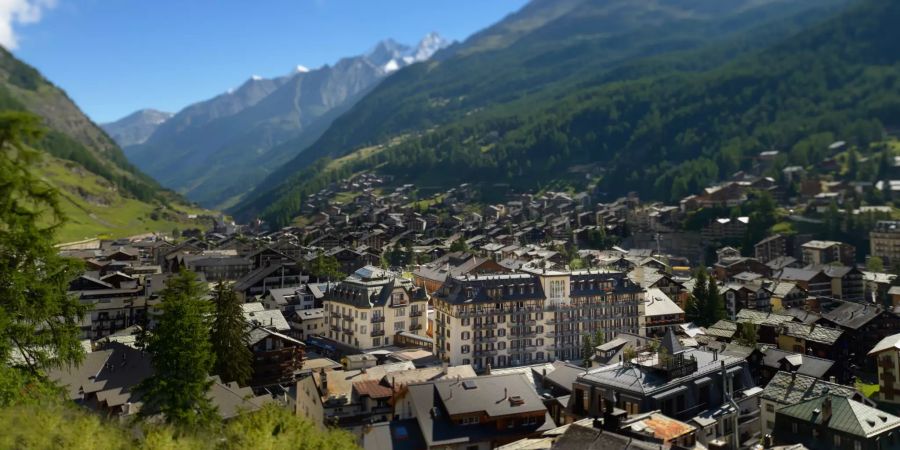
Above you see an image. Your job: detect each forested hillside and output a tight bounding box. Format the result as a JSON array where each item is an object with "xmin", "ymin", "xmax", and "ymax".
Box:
[
  {"xmin": 233, "ymin": 0, "xmax": 875, "ymax": 226},
  {"xmin": 0, "ymin": 48, "xmax": 203, "ymax": 241}
]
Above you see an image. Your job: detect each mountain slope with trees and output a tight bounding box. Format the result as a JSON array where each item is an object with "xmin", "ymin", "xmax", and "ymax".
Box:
[
  {"xmin": 122, "ymin": 34, "xmax": 449, "ymax": 209},
  {"xmin": 233, "ymin": 0, "xmax": 862, "ymax": 226},
  {"xmin": 0, "ymin": 48, "xmax": 202, "ymax": 241}
]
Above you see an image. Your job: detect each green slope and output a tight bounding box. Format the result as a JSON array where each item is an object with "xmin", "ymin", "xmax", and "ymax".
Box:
[
  {"xmin": 0, "ymin": 47, "xmax": 207, "ymax": 241},
  {"xmin": 232, "ymin": 0, "xmax": 853, "ymax": 225}
]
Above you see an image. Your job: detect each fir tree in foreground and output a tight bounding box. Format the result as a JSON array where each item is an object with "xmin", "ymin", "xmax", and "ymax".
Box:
[
  {"xmin": 211, "ymin": 282, "xmax": 252, "ymax": 385},
  {"xmin": 581, "ymin": 333, "xmax": 594, "ymax": 367},
  {"xmin": 140, "ymin": 269, "xmax": 218, "ymax": 427},
  {"xmin": 0, "ymin": 112, "xmax": 85, "ymax": 401}
]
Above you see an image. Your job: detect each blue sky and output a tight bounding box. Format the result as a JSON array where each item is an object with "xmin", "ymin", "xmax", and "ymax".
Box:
[{"xmin": 10, "ymin": 0, "xmax": 528, "ymax": 123}]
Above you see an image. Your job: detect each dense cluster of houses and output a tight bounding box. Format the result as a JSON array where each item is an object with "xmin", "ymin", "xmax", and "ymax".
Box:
[{"xmin": 45, "ymin": 155, "xmax": 900, "ymax": 449}]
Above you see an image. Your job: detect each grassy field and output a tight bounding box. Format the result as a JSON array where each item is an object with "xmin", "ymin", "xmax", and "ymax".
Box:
[
  {"xmin": 36, "ymin": 155, "xmax": 210, "ymax": 243},
  {"xmin": 332, "ymin": 191, "xmax": 360, "ymax": 205},
  {"xmin": 856, "ymin": 380, "xmax": 880, "ymax": 398}
]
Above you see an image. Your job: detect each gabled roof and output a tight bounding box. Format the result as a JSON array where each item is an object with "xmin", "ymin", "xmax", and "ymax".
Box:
[
  {"xmin": 821, "ymin": 301, "xmax": 882, "ymax": 330},
  {"xmin": 776, "ymin": 394, "xmax": 900, "ymax": 438},
  {"xmin": 644, "ymin": 288, "xmax": 684, "ymax": 317},
  {"xmin": 762, "ymin": 371, "xmax": 860, "ymax": 406},
  {"xmin": 242, "ymin": 304, "xmax": 290, "ymax": 331},
  {"xmin": 760, "ymin": 348, "xmax": 834, "ymax": 379},
  {"xmin": 736, "ymin": 309, "xmax": 794, "ymax": 327},
  {"xmin": 782, "ymin": 322, "xmax": 843, "ymax": 345},
  {"xmin": 868, "ymin": 333, "xmax": 900, "ymax": 356}
]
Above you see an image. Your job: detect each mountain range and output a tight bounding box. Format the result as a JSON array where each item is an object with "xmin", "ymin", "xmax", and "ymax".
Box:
[
  {"xmin": 107, "ymin": 33, "xmax": 450, "ymax": 209},
  {"xmin": 0, "ymin": 48, "xmax": 202, "ymax": 242},
  {"xmin": 230, "ymin": 0, "xmax": 861, "ymax": 225},
  {"xmin": 101, "ymin": 109, "xmax": 172, "ymax": 147}
]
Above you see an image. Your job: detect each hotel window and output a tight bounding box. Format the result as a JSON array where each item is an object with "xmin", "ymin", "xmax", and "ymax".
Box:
[{"xmin": 549, "ymin": 280, "xmax": 565, "ymax": 299}]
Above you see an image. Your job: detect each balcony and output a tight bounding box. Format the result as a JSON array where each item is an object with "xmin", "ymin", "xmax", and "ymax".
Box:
[
  {"xmin": 371, "ymin": 316, "xmax": 385, "ymax": 323},
  {"xmin": 342, "ymin": 314, "xmax": 354, "ymax": 321},
  {"xmin": 475, "ymin": 336, "xmax": 497, "ymax": 343},
  {"xmin": 330, "ymin": 325, "xmax": 340, "ymax": 333},
  {"xmin": 410, "ymin": 323, "xmax": 423, "ymax": 331},
  {"xmin": 342, "ymin": 327, "xmax": 354, "ymax": 335},
  {"xmin": 410, "ymin": 310, "xmax": 423, "ymax": 317},
  {"xmin": 475, "ymin": 349, "xmax": 498, "ymax": 356},
  {"xmin": 371, "ymin": 329, "xmax": 385, "ymax": 337}
]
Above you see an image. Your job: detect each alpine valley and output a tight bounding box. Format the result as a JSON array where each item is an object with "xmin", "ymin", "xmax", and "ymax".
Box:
[
  {"xmin": 228, "ymin": 0, "xmax": 887, "ymax": 227},
  {"xmin": 0, "ymin": 48, "xmax": 204, "ymax": 243},
  {"xmin": 107, "ymin": 33, "xmax": 450, "ymax": 210}
]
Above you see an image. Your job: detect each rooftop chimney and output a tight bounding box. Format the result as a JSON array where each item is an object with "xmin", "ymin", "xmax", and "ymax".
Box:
[{"xmin": 822, "ymin": 396, "xmax": 833, "ymax": 424}]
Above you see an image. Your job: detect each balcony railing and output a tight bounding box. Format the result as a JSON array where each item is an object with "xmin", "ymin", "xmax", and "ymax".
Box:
[
  {"xmin": 371, "ymin": 329, "xmax": 385, "ymax": 337},
  {"xmin": 371, "ymin": 316, "xmax": 385, "ymax": 323},
  {"xmin": 410, "ymin": 323, "xmax": 423, "ymax": 331},
  {"xmin": 342, "ymin": 314, "xmax": 354, "ymax": 321},
  {"xmin": 410, "ymin": 310, "xmax": 423, "ymax": 317}
]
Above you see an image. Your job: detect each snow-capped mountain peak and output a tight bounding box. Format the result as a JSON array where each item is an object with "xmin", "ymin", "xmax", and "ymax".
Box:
[
  {"xmin": 383, "ymin": 59, "xmax": 400, "ymax": 73},
  {"xmin": 366, "ymin": 32, "xmax": 451, "ymax": 75},
  {"xmin": 412, "ymin": 32, "xmax": 451, "ymax": 62},
  {"xmin": 294, "ymin": 65, "xmax": 310, "ymax": 73}
]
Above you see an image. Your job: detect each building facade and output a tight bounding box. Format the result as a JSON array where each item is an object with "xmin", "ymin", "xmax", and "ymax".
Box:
[
  {"xmin": 871, "ymin": 221, "xmax": 900, "ymax": 271},
  {"xmin": 431, "ymin": 269, "xmax": 645, "ymax": 371},
  {"xmin": 323, "ymin": 266, "xmax": 428, "ymax": 350}
]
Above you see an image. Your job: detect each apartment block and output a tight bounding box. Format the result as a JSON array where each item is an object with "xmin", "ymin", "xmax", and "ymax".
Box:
[
  {"xmin": 323, "ymin": 266, "xmax": 428, "ymax": 350},
  {"xmin": 431, "ymin": 268, "xmax": 645, "ymax": 371}
]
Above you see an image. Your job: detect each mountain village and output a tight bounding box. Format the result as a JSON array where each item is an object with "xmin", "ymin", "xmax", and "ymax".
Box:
[
  {"xmin": 50, "ymin": 138, "xmax": 900, "ymax": 450},
  {"xmin": 4, "ymin": 0, "xmax": 900, "ymax": 448}
]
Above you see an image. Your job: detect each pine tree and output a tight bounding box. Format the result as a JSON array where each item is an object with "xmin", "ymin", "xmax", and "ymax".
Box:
[
  {"xmin": 688, "ymin": 268, "xmax": 709, "ymax": 326},
  {"xmin": 211, "ymin": 282, "xmax": 252, "ymax": 385},
  {"xmin": 705, "ymin": 275, "xmax": 727, "ymax": 323},
  {"xmin": 140, "ymin": 269, "xmax": 218, "ymax": 427},
  {"xmin": 0, "ymin": 112, "xmax": 86, "ymax": 383},
  {"xmin": 581, "ymin": 333, "xmax": 594, "ymax": 367},
  {"xmin": 593, "ymin": 328, "xmax": 605, "ymax": 348}
]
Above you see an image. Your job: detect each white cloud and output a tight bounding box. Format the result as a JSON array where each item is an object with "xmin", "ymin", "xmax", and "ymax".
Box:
[{"xmin": 0, "ymin": 0, "xmax": 56, "ymax": 49}]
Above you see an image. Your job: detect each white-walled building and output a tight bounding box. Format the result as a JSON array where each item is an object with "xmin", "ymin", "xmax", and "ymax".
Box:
[
  {"xmin": 432, "ymin": 268, "xmax": 645, "ymax": 370},
  {"xmin": 323, "ymin": 266, "xmax": 428, "ymax": 350}
]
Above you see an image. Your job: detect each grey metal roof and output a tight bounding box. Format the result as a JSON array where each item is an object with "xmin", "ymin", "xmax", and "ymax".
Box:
[
  {"xmin": 407, "ymin": 373, "xmax": 552, "ymax": 446},
  {"xmin": 820, "ymin": 300, "xmax": 882, "ymax": 330},
  {"xmin": 761, "ymin": 371, "xmax": 859, "ymax": 406},
  {"xmin": 776, "ymin": 394, "xmax": 900, "ymax": 438},
  {"xmin": 580, "ymin": 348, "xmax": 744, "ymax": 395},
  {"xmin": 760, "ymin": 348, "xmax": 834, "ymax": 378}
]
